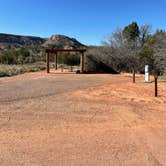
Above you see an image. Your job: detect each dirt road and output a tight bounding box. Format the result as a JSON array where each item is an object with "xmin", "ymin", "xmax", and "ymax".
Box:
[{"xmin": 0, "ymin": 71, "xmax": 166, "ymax": 166}]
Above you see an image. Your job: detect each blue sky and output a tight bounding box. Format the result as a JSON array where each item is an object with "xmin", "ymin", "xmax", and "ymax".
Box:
[{"xmin": 0, "ymin": 0, "xmax": 165, "ymax": 45}]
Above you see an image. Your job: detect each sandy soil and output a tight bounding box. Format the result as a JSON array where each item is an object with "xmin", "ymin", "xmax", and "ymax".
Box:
[{"xmin": 0, "ymin": 71, "xmax": 166, "ymax": 166}]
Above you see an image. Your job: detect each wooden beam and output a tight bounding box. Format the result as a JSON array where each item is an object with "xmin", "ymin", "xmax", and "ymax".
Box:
[{"xmin": 46, "ymin": 49, "xmax": 86, "ymax": 54}]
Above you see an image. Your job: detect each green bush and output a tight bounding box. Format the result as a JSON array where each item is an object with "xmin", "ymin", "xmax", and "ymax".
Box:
[
  {"xmin": 57, "ymin": 53, "xmax": 80, "ymax": 66},
  {"xmin": 0, "ymin": 48, "xmax": 45, "ymax": 65}
]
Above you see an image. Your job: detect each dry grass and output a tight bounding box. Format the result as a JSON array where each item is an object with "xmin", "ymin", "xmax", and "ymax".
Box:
[
  {"xmin": 0, "ymin": 62, "xmax": 46, "ymax": 77},
  {"xmin": 159, "ymin": 75, "xmax": 166, "ymax": 81}
]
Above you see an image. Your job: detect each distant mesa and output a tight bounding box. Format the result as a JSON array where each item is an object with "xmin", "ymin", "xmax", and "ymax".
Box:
[
  {"xmin": 42, "ymin": 35, "xmax": 86, "ymax": 49},
  {"xmin": 0, "ymin": 33, "xmax": 86, "ymax": 50},
  {"xmin": 0, "ymin": 33, "xmax": 45, "ymax": 50}
]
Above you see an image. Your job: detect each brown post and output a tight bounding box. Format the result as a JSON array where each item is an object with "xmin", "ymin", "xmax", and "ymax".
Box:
[
  {"xmin": 154, "ymin": 71, "xmax": 158, "ymax": 97},
  {"xmin": 80, "ymin": 52, "xmax": 84, "ymax": 73},
  {"xmin": 46, "ymin": 53, "xmax": 50, "ymax": 73},
  {"xmin": 133, "ymin": 69, "xmax": 135, "ymax": 83},
  {"xmin": 55, "ymin": 52, "xmax": 58, "ymax": 70}
]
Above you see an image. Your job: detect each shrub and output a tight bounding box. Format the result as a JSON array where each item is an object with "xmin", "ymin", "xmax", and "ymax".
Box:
[
  {"xmin": 57, "ymin": 53, "xmax": 80, "ymax": 66},
  {"xmin": 0, "ymin": 62, "xmax": 46, "ymax": 77}
]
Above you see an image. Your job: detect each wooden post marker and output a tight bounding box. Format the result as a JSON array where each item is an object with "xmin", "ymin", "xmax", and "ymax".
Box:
[
  {"xmin": 133, "ymin": 69, "xmax": 135, "ymax": 83},
  {"xmin": 145, "ymin": 65, "xmax": 150, "ymax": 82},
  {"xmin": 154, "ymin": 71, "xmax": 158, "ymax": 97}
]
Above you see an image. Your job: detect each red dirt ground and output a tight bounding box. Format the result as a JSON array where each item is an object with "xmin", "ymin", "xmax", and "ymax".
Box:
[{"xmin": 0, "ymin": 71, "xmax": 166, "ymax": 166}]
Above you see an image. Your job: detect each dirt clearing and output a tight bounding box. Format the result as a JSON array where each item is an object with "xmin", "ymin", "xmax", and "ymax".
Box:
[{"xmin": 0, "ymin": 71, "xmax": 166, "ymax": 166}]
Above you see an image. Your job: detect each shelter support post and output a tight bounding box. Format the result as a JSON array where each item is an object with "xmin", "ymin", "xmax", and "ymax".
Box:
[
  {"xmin": 80, "ymin": 52, "xmax": 84, "ymax": 73},
  {"xmin": 46, "ymin": 53, "xmax": 50, "ymax": 73},
  {"xmin": 55, "ymin": 52, "xmax": 58, "ymax": 70}
]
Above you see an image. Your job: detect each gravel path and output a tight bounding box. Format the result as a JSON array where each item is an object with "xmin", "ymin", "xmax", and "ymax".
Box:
[{"xmin": 0, "ymin": 72, "xmax": 114, "ymax": 102}]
